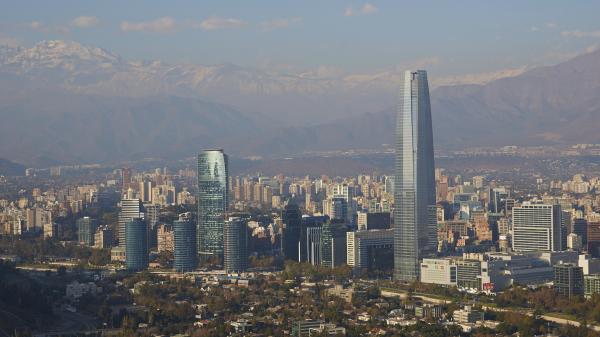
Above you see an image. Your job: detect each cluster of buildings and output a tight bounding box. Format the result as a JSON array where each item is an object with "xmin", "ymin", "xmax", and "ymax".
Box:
[{"xmin": 0, "ymin": 185, "xmax": 97, "ymax": 236}]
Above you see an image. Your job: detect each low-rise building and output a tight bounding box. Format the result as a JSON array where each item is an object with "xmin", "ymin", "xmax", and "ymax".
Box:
[
  {"xmin": 453, "ymin": 306, "xmax": 484, "ymax": 324},
  {"xmin": 66, "ymin": 281, "xmax": 102, "ymax": 299}
]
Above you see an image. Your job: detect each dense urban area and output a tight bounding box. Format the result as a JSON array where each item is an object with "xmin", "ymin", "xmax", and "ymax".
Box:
[{"xmin": 3, "ymin": 144, "xmax": 600, "ymax": 336}]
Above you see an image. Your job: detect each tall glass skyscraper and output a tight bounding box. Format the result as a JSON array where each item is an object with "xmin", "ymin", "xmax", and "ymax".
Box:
[
  {"xmin": 224, "ymin": 217, "xmax": 248, "ymax": 273},
  {"xmin": 394, "ymin": 70, "xmax": 437, "ymax": 281},
  {"xmin": 118, "ymin": 198, "xmax": 143, "ymax": 250},
  {"xmin": 173, "ymin": 219, "xmax": 197, "ymax": 272},
  {"xmin": 126, "ymin": 218, "xmax": 148, "ymax": 271},
  {"xmin": 197, "ymin": 149, "xmax": 229, "ymax": 261},
  {"xmin": 282, "ymin": 203, "xmax": 302, "ymax": 261}
]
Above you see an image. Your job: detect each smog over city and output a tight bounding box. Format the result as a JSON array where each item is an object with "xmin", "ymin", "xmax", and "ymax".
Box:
[{"xmin": 1, "ymin": 1, "xmax": 600, "ymax": 336}]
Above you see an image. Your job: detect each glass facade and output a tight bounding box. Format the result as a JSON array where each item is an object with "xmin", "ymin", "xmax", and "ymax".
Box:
[
  {"xmin": 282, "ymin": 203, "xmax": 302, "ymax": 261},
  {"xmin": 118, "ymin": 198, "xmax": 143, "ymax": 249},
  {"xmin": 77, "ymin": 216, "xmax": 98, "ymax": 246},
  {"xmin": 197, "ymin": 149, "xmax": 229, "ymax": 261},
  {"xmin": 126, "ymin": 218, "xmax": 148, "ymax": 271},
  {"xmin": 224, "ymin": 217, "xmax": 248, "ymax": 273},
  {"xmin": 394, "ymin": 70, "xmax": 437, "ymax": 281},
  {"xmin": 173, "ymin": 219, "xmax": 197, "ymax": 272}
]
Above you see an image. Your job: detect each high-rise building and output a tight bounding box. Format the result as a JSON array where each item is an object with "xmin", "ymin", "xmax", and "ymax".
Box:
[
  {"xmin": 512, "ymin": 203, "xmax": 562, "ymax": 252},
  {"xmin": 300, "ymin": 216, "xmax": 328, "ymax": 263},
  {"xmin": 587, "ymin": 222, "xmax": 600, "ymax": 258},
  {"xmin": 173, "ymin": 219, "xmax": 197, "ymax": 272},
  {"xmin": 118, "ymin": 198, "xmax": 143, "ymax": 249},
  {"xmin": 347, "ymin": 229, "xmax": 394, "ymax": 273},
  {"xmin": 320, "ymin": 222, "xmax": 349, "ymax": 268},
  {"xmin": 357, "ymin": 212, "xmax": 391, "ymax": 231},
  {"xmin": 197, "ymin": 149, "xmax": 229, "ymax": 261},
  {"xmin": 140, "ymin": 180, "xmax": 154, "ymax": 203},
  {"xmin": 126, "ymin": 218, "xmax": 148, "ymax": 271},
  {"xmin": 77, "ymin": 216, "xmax": 98, "ymax": 246},
  {"xmin": 224, "ymin": 217, "xmax": 248, "ymax": 273},
  {"xmin": 121, "ymin": 167, "xmax": 132, "ymax": 190},
  {"xmin": 324, "ymin": 197, "xmax": 348, "ymax": 222},
  {"xmin": 144, "ymin": 203, "xmax": 160, "ymax": 248},
  {"xmin": 157, "ymin": 224, "xmax": 174, "ymax": 252},
  {"xmin": 488, "ymin": 187, "xmax": 509, "ymax": 214},
  {"xmin": 282, "ymin": 203, "xmax": 302, "ymax": 261},
  {"xmin": 554, "ymin": 263, "xmax": 584, "ymax": 298},
  {"xmin": 394, "ymin": 70, "xmax": 437, "ymax": 281},
  {"xmin": 573, "ymin": 218, "xmax": 588, "ymax": 245},
  {"xmin": 94, "ymin": 226, "xmax": 112, "ymax": 249}
]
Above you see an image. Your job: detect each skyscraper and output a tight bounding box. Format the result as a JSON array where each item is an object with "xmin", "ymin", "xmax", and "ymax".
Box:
[
  {"xmin": 224, "ymin": 217, "xmax": 248, "ymax": 273},
  {"xmin": 394, "ymin": 70, "xmax": 437, "ymax": 281},
  {"xmin": 197, "ymin": 149, "xmax": 229, "ymax": 261},
  {"xmin": 126, "ymin": 218, "xmax": 149, "ymax": 271},
  {"xmin": 173, "ymin": 219, "xmax": 197, "ymax": 272},
  {"xmin": 512, "ymin": 203, "xmax": 562, "ymax": 252},
  {"xmin": 77, "ymin": 216, "xmax": 98, "ymax": 247},
  {"xmin": 282, "ymin": 203, "xmax": 302, "ymax": 261},
  {"xmin": 118, "ymin": 198, "xmax": 143, "ymax": 249}
]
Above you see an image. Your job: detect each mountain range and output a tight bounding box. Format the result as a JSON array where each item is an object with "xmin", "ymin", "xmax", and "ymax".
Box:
[{"xmin": 1, "ymin": 40, "xmax": 600, "ymax": 167}]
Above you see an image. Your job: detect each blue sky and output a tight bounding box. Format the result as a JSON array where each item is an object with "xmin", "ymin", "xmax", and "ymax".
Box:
[{"xmin": 2, "ymin": 0, "xmax": 600, "ymax": 77}]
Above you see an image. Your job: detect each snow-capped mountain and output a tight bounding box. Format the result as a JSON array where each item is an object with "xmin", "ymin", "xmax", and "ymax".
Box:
[
  {"xmin": 2, "ymin": 39, "xmax": 600, "ymax": 167},
  {"xmin": 0, "ymin": 40, "xmax": 404, "ymax": 124}
]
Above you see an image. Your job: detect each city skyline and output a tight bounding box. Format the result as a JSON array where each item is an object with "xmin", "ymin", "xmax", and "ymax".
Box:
[{"xmin": 4, "ymin": 3, "xmax": 600, "ymax": 336}]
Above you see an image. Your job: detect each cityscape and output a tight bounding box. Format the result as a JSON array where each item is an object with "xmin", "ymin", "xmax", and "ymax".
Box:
[{"xmin": 2, "ymin": 1, "xmax": 600, "ymax": 337}]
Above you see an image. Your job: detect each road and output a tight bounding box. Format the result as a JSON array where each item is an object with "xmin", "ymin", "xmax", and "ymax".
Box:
[{"xmin": 381, "ymin": 287, "xmax": 600, "ymax": 331}]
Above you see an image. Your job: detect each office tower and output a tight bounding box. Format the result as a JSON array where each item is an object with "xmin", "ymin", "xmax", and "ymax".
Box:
[
  {"xmin": 125, "ymin": 218, "xmax": 148, "ymax": 271},
  {"xmin": 121, "ymin": 167, "xmax": 132, "ymax": 190},
  {"xmin": 512, "ymin": 203, "xmax": 562, "ymax": 252},
  {"xmin": 357, "ymin": 212, "xmax": 391, "ymax": 231},
  {"xmin": 140, "ymin": 180, "xmax": 154, "ymax": 202},
  {"xmin": 224, "ymin": 217, "xmax": 248, "ymax": 273},
  {"xmin": 197, "ymin": 149, "xmax": 229, "ymax": 261},
  {"xmin": 573, "ymin": 218, "xmax": 588, "ymax": 245},
  {"xmin": 300, "ymin": 216, "xmax": 328, "ymax": 262},
  {"xmin": 118, "ymin": 198, "xmax": 143, "ymax": 249},
  {"xmin": 320, "ymin": 222, "xmax": 349, "ymax": 268},
  {"xmin": 77, "ymin": 216, "xmax": 98, "ymax": 246},
  {"xmin": 173, "ymin": 219, "xmax": 197, "ymax": 272},
  {"xmin": 488, "ymin": 187, "xmax": 509, "ymax": 214},
  {"xmin": 394, "ymin": 70, "xmax": 437, "ymax": 281},
  {"xmin": 306, "ymin": 226, "xmax": 323, "ymax": 266},
  {"xmin": 587, "ymin": 222, "xmax": 600, "ymax": 258},
  {"xmin": 347, "ymin": 229, "xmax": 394, "ymax": 273},
  {"xmin": 567, "ymin": 233, "xmax": 583, "ymax": 251},
  {"xmin": 324, "ymin": 197, "xmax": 348, "ymax": 222},
  {"xmin": 144, "ymin": 203, "xmax": 160, "ymax": 248},
  {"xmin": 554, "ymin": 263, "xmax": 584, "ymax": 298},
  {"xmin": 94, "ymin": 226, "xmax": 112, "ymax": 249},
  {"xmin": 282, "ymin": 203, "xmax": 302, "ymax": 261}
]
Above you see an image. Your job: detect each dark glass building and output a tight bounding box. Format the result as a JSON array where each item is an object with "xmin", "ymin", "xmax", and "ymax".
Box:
[
  {"xmin": 394, "ymin": 70, "xmax": 437, "ymax": 281},
  {"xmin": 301, "ymin": 216, "xmax": 328, "ymax": 263},
  {"xmin": 320, "ymin": 221, "xmax": 349, "ymax": 268},
  {"xmin": 282, "ymin": 203, "xmax": 302, "ymax": 261},
  {"xmin": 224, "ymin": 217, "xmax": 248, "ymax": 273},
  {"xmin": 197, "ymin": 149, "xmax": 229, "ymax": 261},
  {"xmin": 77, "ymin": 216, "xmax": 98, "ymax": 246},
  {"xmin": 126, "ymin": 218, "xmax": 148, "ymax": 271},
  {"xmin": 173, "ymin": 219, "xmax": 197, "ymax": 272},
  {"xmin": 554, "ymin": 263, "xmax": 584, "ymax": 298}
]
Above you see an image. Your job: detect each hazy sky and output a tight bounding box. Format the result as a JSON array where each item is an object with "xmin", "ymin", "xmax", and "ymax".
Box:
[{"xmin": 2, "ymin": 1, "xmax": 600, "ymax": 77}]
